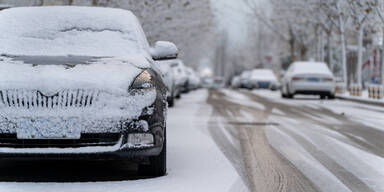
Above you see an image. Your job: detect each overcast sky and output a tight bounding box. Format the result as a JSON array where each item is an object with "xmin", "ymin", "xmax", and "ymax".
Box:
[{"xmin": 210, "ymin": 0, "xmax": 251, "ymax": 48}]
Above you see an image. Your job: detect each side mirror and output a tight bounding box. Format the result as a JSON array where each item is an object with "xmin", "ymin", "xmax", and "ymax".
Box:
[{"xmin": 150, "ymin": 41, "xmax": 178, "ymax": 61}]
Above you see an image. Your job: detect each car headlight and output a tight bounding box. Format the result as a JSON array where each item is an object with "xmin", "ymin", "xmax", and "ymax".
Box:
[{"xmin": 130, "ymin": 70, "xmax": 153, "ymax": 89}]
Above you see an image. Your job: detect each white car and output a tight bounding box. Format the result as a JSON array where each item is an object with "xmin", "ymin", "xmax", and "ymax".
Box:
[
  {"xmin": 185, "ymin": 67, "xmax": 200, "ymax": 91},
  {"xmin": 172, "ymin": 60, "xmax": 188, "ymax": 95},
  {"xmin": 231, "ymin": 76, "xmax": 241, "ymax": 88},
  {"xmin": 157, "ymin": 59, "xmax": 178, "ymax": 107},
  {"xmin": 240, "ymin": 71, "xmax": 252, "ymax": 89},
  {"xmin": 281, "ymin": 61, "xmax": 335, "ymax": 99},
  {"xmin": 248, "ymin": 69, "xmax": 279, "ymax": 90}
]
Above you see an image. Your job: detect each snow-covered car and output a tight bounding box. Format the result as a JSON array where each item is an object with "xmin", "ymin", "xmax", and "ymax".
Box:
[
  {"xmin": 231, "ymin": 76, "xmax": 241, "ymax": 88},
  {"xmin": 240, "ymin": 71, "xmax": 252, "ymax": 89},
  {"xmin": 201, "ymin": 77, "xmax": 214, "ymax": 88},
  {"xmin": 185, "ymin": 67, "xmax": 201, "ymax": 91},
  {"xmin": 213, "ymin": 76, "xmax": 225, "ymax": 88},
  {"xmin": 248, "ymin": 69, "xmax": 279, "ymax": 90},
  {"xmin": 172, "ymin": 59, "xmax": 188, "ymax": 95},
  {"xmin": 281, "ymin": 61, "xmax": 335, "ymax": 99},
  {"xmin": 0, "ymin": 6, "xmax": 176, "ymax": 176},
  {"xmin": 157, "ymin": 59, "xmax": 178, "ymax": 107}
]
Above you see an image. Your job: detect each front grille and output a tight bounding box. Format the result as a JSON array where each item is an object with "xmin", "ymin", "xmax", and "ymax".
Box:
[
  {"xmin": 0, "ymin": 133, "xmax": 121, "ymax": 148},
  {"xmin": 0, "ymin": 89, "xmax": 99, "ymax": 108}
]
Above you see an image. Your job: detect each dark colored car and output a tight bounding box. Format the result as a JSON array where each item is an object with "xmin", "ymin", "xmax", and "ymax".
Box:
[{"xmin": 0, "ymin": 6, "xmax": 178, "ymax": 176}]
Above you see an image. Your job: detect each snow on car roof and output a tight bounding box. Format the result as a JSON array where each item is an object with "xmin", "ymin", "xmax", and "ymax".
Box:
[
  {"xmin": 0, "ymin": 6, "xmax": 149, "ymax": 57},
  {"xmin": 292, "ymin": 62, "xmax": 333, "ymax": 76}
]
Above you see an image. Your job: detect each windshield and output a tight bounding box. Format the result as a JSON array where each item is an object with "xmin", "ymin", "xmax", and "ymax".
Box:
[{"xmin": 0, "ymin": 7, "xmax": 145, "ymax": 57}]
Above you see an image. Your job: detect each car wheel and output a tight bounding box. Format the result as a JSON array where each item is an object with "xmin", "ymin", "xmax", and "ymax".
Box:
[
  {"xmin": 320, "ymin": 95, "xmax": 326, "ymax": 100},
  {"xmin": 168, "ymin": 97, "xmax": 175, "ymax": 107},
  {"xmin": 284, "ymin": 85, "xmax": 293, "ymax": 99},
  {"xmin": 328, "ymin": 94, "xmax": 335, "ymax": 100},
  {"xmin": 139, "ymin": 128, "xmax": 167, "ymax": 177},
  {"xmin": 175, "ymin": 92, "xmax": 181, "ymax": 99}
]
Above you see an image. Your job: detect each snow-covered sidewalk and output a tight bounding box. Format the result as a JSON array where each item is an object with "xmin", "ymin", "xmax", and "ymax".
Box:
[
  {"xmin": 0, "ymin": 89, "xmax": 243, "ymax": 192},
  {"xmin": 336, "ymin": 90, "xmax": 384, "ymax": 106}
]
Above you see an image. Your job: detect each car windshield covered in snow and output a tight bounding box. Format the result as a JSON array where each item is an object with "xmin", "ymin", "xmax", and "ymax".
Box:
[{"xmin": 0, "ymin": 6, "xmax": 149, "ymax": 57}]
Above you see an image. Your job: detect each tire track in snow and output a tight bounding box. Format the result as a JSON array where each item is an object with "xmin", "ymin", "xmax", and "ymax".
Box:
[
  {"xmin": 242, "ymin": 90, "xmax": 382, "ymax": 192},
  {"xmin": 207, "ymin": 89, "xmax": 318, "ymax": 192}
]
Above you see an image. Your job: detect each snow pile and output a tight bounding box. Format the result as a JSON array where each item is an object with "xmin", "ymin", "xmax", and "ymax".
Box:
[
  {"xmin": 291, "ymin": 62, "xmax": 333, "ymax": 76},
  {"xmin": 0, "ymin": 6, "xmax": 149, "ymax": 57}
]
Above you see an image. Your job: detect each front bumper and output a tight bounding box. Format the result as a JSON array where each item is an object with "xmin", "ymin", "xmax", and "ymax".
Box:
[{"xmin": 0, "ymin": 120, "xmax": 165, "ymax": 159}]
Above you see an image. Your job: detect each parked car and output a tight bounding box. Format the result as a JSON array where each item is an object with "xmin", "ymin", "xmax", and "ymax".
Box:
[
  {"xmin": 0, "ymin": 6, "xmax": 176, "ymax": 176},
  {"xmin": 213, "ymin": 76, "xmax": 225, "ymax": 88},
  {"xmin": 172, "ymin": 60, "xmax": 188, "ymax": 95},
  {"xmin": 240, "ymin": 71, "xmax": 252, "ymax": 89},
  {"xmin": 157, "ymin": 59, "xmax": 178, "ymax": 107},
  {"xmin": 281, "ymin": 61, "xmax": 335, "ymax": 99},
  {"xmin": 185, "ymin": 67, "xmax": 201, "ymax": 91},
  {"xmin": 231, "ymin": 75, "xmax": 242, "ymax": 88},
  {"xmin": 201, "ymin": 77, "xmax": 214, "ymax": 88},
  {"xmin": 248, "ymin": 69, "xmax": 279, "ymax": 90}
]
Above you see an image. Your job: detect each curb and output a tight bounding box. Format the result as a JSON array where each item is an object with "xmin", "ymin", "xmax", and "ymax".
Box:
[{"xmin": 336, "ymin": 95, "xmax": 384, "ymax": 107}]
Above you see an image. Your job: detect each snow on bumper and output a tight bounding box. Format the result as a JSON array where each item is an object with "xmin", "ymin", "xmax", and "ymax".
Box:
[{"xmin": 0, "ymin": 88, "xmax": 165, "ymax": 156}]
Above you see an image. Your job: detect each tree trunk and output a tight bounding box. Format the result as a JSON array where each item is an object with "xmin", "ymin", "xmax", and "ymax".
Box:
[
  {"xmin": 327, "ymin": 31, "xmax": 333, "ymax": 72},
  {"xmin": 340, "ymin": 24, "xmax": 347, "ymax": 87},
  {"xmin": 320, "ymin": 30, "xmax": 325, "ymax": 62},
  {"xmin": 337, "ymin": 0, "xmax": 347, "ymax": 88},
  {"xmin": 357, "ymin": 24, "xmax": 365, "ymax": 86},
  {"xmin": 382, "ymin": 29, "xmax": 384, "ymax": 85},
  {"xmin": 289, "ymin": 38, "xmax": 295, "ymax": 61},
  {"xmin": 300, "ymin": 44, "xmax": 307, "ymax": 61},
  {"xmin": 92, "ymin": 0, "xmax": 99, "ymax": 6}
]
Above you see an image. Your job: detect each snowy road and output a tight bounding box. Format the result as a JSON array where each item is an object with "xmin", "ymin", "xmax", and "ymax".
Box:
[
  {"xmin": 1, "ymin": 88, "xmax": 384, "ymax": 192},
  {"xmin": 208, "ymin": 89, "xmax": 384, "ymax": 192},
  {"xmin": 0, "ymin": 90, "xmax": 247, "ymax": 192}
]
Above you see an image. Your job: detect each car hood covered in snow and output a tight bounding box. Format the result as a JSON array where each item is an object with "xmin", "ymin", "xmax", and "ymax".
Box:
[
  {"xmin": 0, "ymin": 55, "xmax": 157, "ymax": 135},
  {"xmin": 0, "ymin": 55, "xmax": 151, "ymax": 94}
]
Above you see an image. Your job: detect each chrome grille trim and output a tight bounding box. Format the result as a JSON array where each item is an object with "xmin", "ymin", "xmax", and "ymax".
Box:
[{"xmin": 0, "ymin": 90, "xmax": 99, "ymax": 108}]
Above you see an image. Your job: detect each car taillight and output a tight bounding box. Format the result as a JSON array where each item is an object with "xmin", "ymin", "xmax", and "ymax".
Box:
[
  {"xmin": 292, "ymin": 77, "xmax": 303, "ymax": 81},
  {"xmin": 322, "ymin": 77, "xmax": 333, "ymax": 82}
]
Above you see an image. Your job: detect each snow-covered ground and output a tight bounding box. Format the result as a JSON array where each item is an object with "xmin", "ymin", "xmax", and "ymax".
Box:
[
  {"xmin": 0, "ymin": 90, "xmax": 244, "ymax": 192},
  {"xmin": 250, "ymin": 89, "xmax": 384, "ymax": 191},
  {"xmin": 337, "ymin": 89, "xmax": 384, "ymax": 105}
]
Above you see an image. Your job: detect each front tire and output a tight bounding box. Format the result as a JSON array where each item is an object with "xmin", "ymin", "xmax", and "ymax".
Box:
[
  {"xmin": 139, "ymin": 128, "xmax": 167, "ymax": 177},
  {"xmin": 287, "ymin": 93, "xmax": 294, "ymax": 99},
  {"xmin": 168, "ymin": 97, "xmax": 175, "ymax": 107}
]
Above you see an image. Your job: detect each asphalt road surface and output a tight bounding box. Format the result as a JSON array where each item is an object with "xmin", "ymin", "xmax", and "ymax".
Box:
[{"xmin": 206, "ymin": 89, "xmax": 384, "ymax": 192}]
